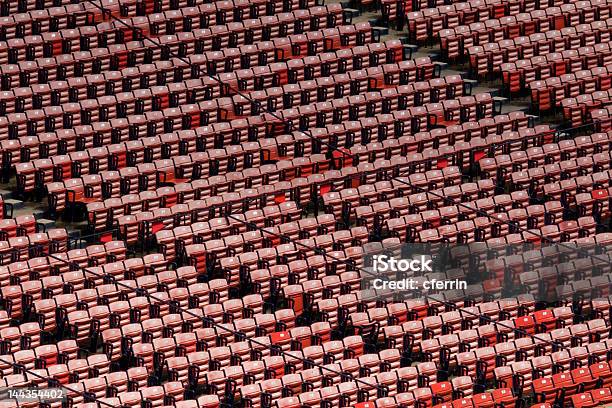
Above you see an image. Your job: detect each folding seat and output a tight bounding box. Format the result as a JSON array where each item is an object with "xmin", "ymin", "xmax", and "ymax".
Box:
[
  {"xmin": 593, "ymin": 43, "xmax": 612, "ymax": 68},
  {"xmin": 560, "ymin": 74, "xmax": 584, "ymax": 103},
  {"xmin": 464, "ymin": 22, "xmax": 489, "ymax": 48},
  {"xmin": 424, "ymin": 9, "xmax": 448, "ymax": 42},
  {"xmin": 589, "ymin": 360, "xmax": 612, "ymax": 386},
  {"xmin": 380, "ymin": 0, "xmax": 410, "ymax": 24},
  {"xmin": 590, "ymin": 67, "xmax": 611, "ymax": 93},
  {"xmin": 586, "ymin": 318, "xmax": 609, "ymax": 341},
  {"xmin": 565, "ymin": 322, "xmax": 592, "ymax": 346},
  {"xmin": 390, "ymin": 65, "xmax": 419, "ymax": 92},
  {"xmin": 570, "ymin": 366, "xmax": 600, "ymax": 393},
  {"xmin": 30, "ymin": 296, "xmax": 64, "ymax": 335},
  {"xmin": 174, "ymin": 395, "xmax": 220, "ymax": 408},
  {"xmin": 439, "ymin": 29, "xmax": 463, "ymax": 61},
  {"xmin": 530, "ymin": 55, "xmax": 557, "ymax": 81},
  {"xmin": 2, "ymin": 280, "xmax": 41, "ymax": 319},
  {"xmin": 582, "ymin": 22, "xmax": 605, "ymax": 46},
  {"xmin": 102, "ymin": 325, "xmax": 141, "ymax": 362},
  {"xmin": 478, "ymin": 388, "xmax": 514, "ymax": 408},
  {"xmin": 500, "ymin": 40, "xmax": 523, "ymax": 68},
  {"xmin": 406, "ymin": 12, "xmax": 429, "ymax": 43},
  {"xmin": 588, "ymin": 388, "xmax": 612, "ymax": 407},
  {"xmin": 0, "ymin": 325, "xmax": 22, "ymax": 354},
  {"xmin": 39, "ymin": 339, "xmax": 78, "ymax": 366}
]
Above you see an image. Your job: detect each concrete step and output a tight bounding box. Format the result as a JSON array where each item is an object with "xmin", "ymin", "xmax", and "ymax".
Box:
[
  {"xmin": 33, "ymin": 210, "xmax": 45, "ymax": 219},
  {"xmin": 0, "ymin": 189, "xmax": 12, "ymax": 200},
  {"xmin": 498, "ymin": 104, "xmax": 530, "ymax": 116},
  {"xmin": 526, "ymin": 114, "xmax": 540, "ymax": 127},
  {"xmin": 67, "ymin": 229, "xmax": 81, "ymax": 241},
  {"xmin": 462, "ymin": 79, "xmax": 478, "ymax": 95},
  {"xmin": 3, "ymin": 198, "xmax": 22, "ymax": 207},
  {"xmin": 432, "ymin": 61, "xmax": 448, "ymax": 76},
  {"xmin": 372, "ymin": 25, "xmax": 389, "ymax": 36},
  {"xmin": 36, "ymin": 219, "xmax": 56, "ymax": 232},
  {"xmin": 403, "ymin": 44, "xmax": 418, "ymax": 59},
  {"xmin": 488, "ymin": 87, "xmax": 502, "ymax": 97},
  {"xmin": 493, "ymin": 96, "xmax": 509, "ymax": 115},
  {"xmin": 4, "ymin": 199, "xmax": 24, "ymax": 217},
  {"xmin": 343, "ymin": 7, "xmax": 360, "ymax": 18}
]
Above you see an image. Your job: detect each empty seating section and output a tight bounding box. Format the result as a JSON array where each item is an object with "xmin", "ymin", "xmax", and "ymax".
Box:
[
  {"xmin": 0, "ymin": 0, "xmax": 609, "ymax": 408},
  {"xmin": 470, "ymin": 23, "xmax": 612, "ymax": 79},
  {"xmin": 529, "ymin": 64, "xmax": 612, "ymax": 112},
  {"xmin": 381, "ymin": 0, "xmax": 530, "ymax": 27},
  {"xmin": 378, "ymin": 0, "xmax": 612, "ymax": 110}
]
